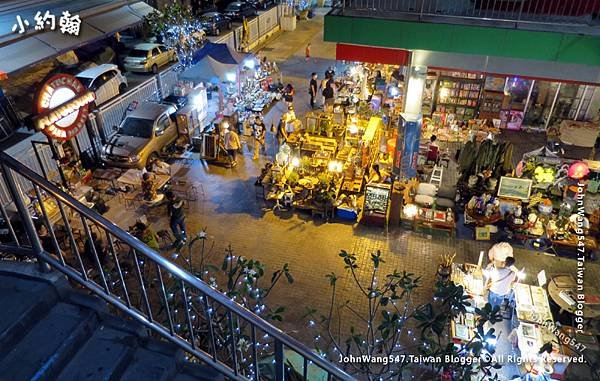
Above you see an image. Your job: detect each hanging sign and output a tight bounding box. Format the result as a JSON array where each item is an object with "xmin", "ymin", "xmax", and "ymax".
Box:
[{"xmin": 34, "ymin": 73, "xmax": 95, "ymax": 141}]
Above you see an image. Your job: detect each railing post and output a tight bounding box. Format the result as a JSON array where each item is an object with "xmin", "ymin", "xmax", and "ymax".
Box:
[
  {"xmin": 517, "ymin": 0, "xmax": 525, "ymax": 21},
  {"xmin": 0, "ymin": 163, "xmax": 50, "ymax": 272},
  {"xmin": 275, "ymin": 340, "xmax": 285, "ymax": 381}
]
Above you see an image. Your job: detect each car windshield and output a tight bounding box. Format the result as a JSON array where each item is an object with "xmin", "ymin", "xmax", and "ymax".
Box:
[
  {"xmin": 120, "ymin": 117, "xmax": 154, "ymax": 138},
  {"xmin": 227, "ymin": 4, "xmax": 240, "ymax": 11},
  {"xmin": 200, "ymin": 15, "xmax": 213, "ymax": 22},
  {"xmin": 77, "ymin": 76, "xmax": 94, "ymax": 88},
  {"xmin": 129, "ymin": 49, "xmax": 148, "ymax": 58}
]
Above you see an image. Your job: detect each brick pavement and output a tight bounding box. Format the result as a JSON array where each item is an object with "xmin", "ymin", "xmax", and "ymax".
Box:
[{"xmin": 102, "ymin": 10, "xmax": 600, "ymax": 354}]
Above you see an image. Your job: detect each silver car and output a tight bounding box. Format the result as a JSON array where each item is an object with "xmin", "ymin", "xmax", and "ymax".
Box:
[
  {"xmin": 123, "ymin": 43, "xmax": 178, "ymax": 73},
  {"xmin": 102, "ymin": 103, "xmax": 178, "ymax": 169}
]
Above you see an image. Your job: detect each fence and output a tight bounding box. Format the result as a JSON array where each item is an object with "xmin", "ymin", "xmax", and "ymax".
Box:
[
  {"xmin": 157, "ymin": 64, "xmax": 180, "ymax": 99},
  {"xmin": 0, "ymin": 151, "xmax": 354, "ymax": 381},
  {"xmin": 335, "ymin": 0, "xmax": 600, "ymax": 26},
  {"xmin": 95, "ymin": 76, "xmax": 161, "ymax": 141}
]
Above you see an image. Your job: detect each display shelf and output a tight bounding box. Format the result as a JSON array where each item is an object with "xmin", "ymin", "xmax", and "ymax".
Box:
[
  {"xmin": 435, "ymin": 75, "xmax": 483, "ymax": 120},
  {"xmin": 479, "ymin": 90, "xmax": 505, "ymax": 118}
]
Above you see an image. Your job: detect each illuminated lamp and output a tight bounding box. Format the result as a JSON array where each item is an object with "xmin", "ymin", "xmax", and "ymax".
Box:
[
  {"xmin": 225, "ymin": 72, "xmax": 236, "ymax": 82},
  {"xmin": 386, "ymin": 138, "xmax": 396, "ymax": 154},
  {"xmin": 291, "ymin": 157, "xmax": 300, "ymax": 168},
  {"xmin": 568, "ymin": 161, "xmax": 589, "ymax": 180},
  {"xmin": 348, "ymin": 124, "xmax": 358, "ymax": 134},
  {"xmin": 403, "ymin": 204, "xmax": 418, "ymax": 218}
]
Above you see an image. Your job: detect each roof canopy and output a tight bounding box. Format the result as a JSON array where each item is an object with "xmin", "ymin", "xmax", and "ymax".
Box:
[
  {"xmin": 180, "ymin": 56, "xmax": 238, "ymax": 84},
  {"xmin": 0, "ymin": 1, "xmax": 155, "ymax": 75},
  {"xmin": 191, "ymin": 42, "xmax": 249, "ymax": 66}
]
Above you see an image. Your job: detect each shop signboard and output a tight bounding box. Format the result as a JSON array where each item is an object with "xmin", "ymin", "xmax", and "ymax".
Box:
[{"xmin": 34, "ymin": 73, "xmax": 95, "ymax": 141}]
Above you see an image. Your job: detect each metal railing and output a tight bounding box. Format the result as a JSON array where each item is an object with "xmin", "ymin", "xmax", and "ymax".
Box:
[
  {"xmin": 0, "ymin": 151, "xmax": 353, "ymax": 381},
  {"xmin": 334, "ymin": 0, "xmax": 600, "ymax": 27}
]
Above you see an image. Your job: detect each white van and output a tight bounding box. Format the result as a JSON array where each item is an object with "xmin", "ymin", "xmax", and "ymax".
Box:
[{"xmin": 76, "ymin": 64, "xmax": 127, "ymax": 106}]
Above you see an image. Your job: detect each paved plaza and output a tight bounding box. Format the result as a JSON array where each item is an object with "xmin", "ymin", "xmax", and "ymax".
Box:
[{"xmin": 103, "ymin": 11, "xmax": 600, "ymax": 348}]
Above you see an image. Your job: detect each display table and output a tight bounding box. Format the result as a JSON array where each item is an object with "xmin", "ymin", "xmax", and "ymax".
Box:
[
  {"xmin": 413, "ymin": 208, "xmax": 455, "ymax": 237},
  {"xmin": 117, "ymin": 169, "xmax": 171, "ymax": 190},
  {"xmin": 547, "ymin": 275, "xmax": 600, "ymax": 320}
]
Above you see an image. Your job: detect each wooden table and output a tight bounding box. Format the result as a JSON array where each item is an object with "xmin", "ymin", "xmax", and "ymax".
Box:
[
  {"xmin": 117, "ymin": 169, "xmax": 170, "ymax": 190},
  {"xmin": 413, "ymin": 211, "xmax": 455, "ymax": 237},
  {"xmin": 547, "ymin": 275, "xmax": 600, "ymax": 320}
]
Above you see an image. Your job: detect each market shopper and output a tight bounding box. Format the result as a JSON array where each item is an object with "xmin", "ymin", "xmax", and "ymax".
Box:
[
  {"xmin": 224, "ymin": 125, "xmax": 241, "ymax": 167},
  {"xmin": 325, "ymin": 66, "xmax": 335, "ymax": 80},
  {"xmin": 141, "ymin": 172, "xmax": 157, "ymax": 202},
  {"xmin": 485, "ymin": 251, "xmax": 517, "ymax": 310},
  {"xmin": 309, "ymin": 72, "xmax": 318, "ymax": 109},
  {"xmin": 132, "ymin": 220, "xmax": 160, "ymax": 251},
  {"xmin": 252, "ymin": 117, "xmax": 267, "ymax": 160},
  {"xmin": 165, "ymin": 190, "xmax": 186, "ymax": 248},
  {"xmin": 322, "ymin": 81, "xmax": 335, "ymax": 108},
  {"xmin": 283, "ymin": 83, "xmax": 295, "ymax": 105}
]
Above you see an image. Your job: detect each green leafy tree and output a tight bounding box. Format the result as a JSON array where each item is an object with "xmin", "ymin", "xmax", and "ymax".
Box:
[
  {"xmin": 305, "ymin": 250, "xmax": 504, "ymax": 380},
  {"xmin": 144, "ymin": 3, "xmax": 206, "ymax": 67}
]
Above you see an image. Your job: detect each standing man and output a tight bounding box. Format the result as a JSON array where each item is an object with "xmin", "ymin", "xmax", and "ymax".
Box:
[
  {"xmin": 252, "ymin": 116, "xmax": 266, "ymax": 160},
  {"xmin": 486, "ymin": 254, "xmax": 517, "ymax": 311},
  {"xmin": 165, "ymin": 190, "xmax": 186, "ymax": 249},
  {"xmin": 224, "ymin": 125, "xmax": 241, "ymax": 167},
  {"xmin": 309, "ymin": 72, "xmax": 318, "ymax": 109}
]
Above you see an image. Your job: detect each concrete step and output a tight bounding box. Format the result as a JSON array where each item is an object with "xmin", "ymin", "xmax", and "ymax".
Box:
[
  {"xmin": 119, "ymin": 346, "xmax": 178, "ymax": 381},
  {"xmin": 0, "ymin": 302, "xmax": 97, "ymax": 380},
  {"xmin": 0, "ymin": 274, "xmax": 59, "ymax": 351},
  {"xmin": 55, "ymin": 325, "xmax": 137, "ymax": 380},
  {"xmin": 173, "ymin": 362, "xmax": 226, "ymax": 381}
]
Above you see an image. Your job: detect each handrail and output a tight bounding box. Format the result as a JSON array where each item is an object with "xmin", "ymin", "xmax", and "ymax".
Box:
[
  {"xmin": 0, "ymin": 151, "xmax": 354, "ymax": 381},
  {"xmin": 333, "ymin": 0, "xmax": 599, "ymax": 29}
]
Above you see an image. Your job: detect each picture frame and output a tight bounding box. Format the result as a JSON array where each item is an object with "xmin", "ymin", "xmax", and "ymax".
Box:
[
  {"xmin": 497, "ymin": 176, "xmax": 533, "ymax": 201},
  {"xmin": 475, "ymin": 226, "xmax": 490, "ymax": 240}
]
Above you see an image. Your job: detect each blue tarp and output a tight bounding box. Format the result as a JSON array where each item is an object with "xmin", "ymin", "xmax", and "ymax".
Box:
[{"xmin": 191, "ymin": 42, "xmax": 248, "ymax": 66}]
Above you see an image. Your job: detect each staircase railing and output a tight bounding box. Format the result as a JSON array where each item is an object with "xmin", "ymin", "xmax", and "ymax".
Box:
[{"xmin": 0, "ymin": 151, "xmax": 353, "ymax": 381}]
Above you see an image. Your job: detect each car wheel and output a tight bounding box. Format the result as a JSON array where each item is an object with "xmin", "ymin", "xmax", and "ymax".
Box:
[
  {"xmin": 119, "ymin": 83, "xmax": 127, "ymax": 95},
  {"xmin": 146, "ymin": 152, "xmax": 158, "ymax": 170},
  {"xmin": 151, "ymin": 64, "xmax": 158, "ymax": 74}
]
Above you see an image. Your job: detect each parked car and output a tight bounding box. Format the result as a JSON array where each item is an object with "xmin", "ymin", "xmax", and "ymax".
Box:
[
  {"xmin": 102, "ymin": 102, "xmax": 178, "ymax": 169},
  {"xmin": 249, "ymin": 0, "xmax": 275, "ymax": 10},
  {"xmin": 200, "ymin": 12, "xmax": 232, "ymax": 36},
  {"xmin": 76, "ymin": 64, "xmax": 127, "ymax": 106},
  {"xmin": 224, "ymin": 1, "xmax": 257, "ymax": 20},
  {"xmin": 123, "ymin": 43, "xmax": 177, "ymax": 74},
  {"xmin": 162, "ymin": 94, "xmax": 188, "ymax": 110}
]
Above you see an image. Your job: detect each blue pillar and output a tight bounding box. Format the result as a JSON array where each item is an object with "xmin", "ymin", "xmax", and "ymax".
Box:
[{"xmin": 398, "ymin": 114, "xmax": 422, "ymax": 179}]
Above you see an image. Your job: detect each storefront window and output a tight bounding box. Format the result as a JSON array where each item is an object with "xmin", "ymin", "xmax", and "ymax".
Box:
[
  {"xmin": 504, "ymin": 77, "xmax": 531, "ymax": 111},
  {"xmin": 550, "ymin": 83, "xmax": 581, "ymax": 124},
  {"xmin": 523, "ymin": 81, "xmax": 559, "ymax": 128}
]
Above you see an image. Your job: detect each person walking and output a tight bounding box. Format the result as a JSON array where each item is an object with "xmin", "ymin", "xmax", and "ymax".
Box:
[
  {"xmin": 165, "ymin": 190, "xmax": 186, "ymax": 248},
  {"xmin": 305, "ymin": 43, "xmax": 311, "ymax": 61},
  {"xmin": 252, "ymin": 117, "xmax": 266, "ymax": 160},
  {"xmin": 224, "ymin": 125, "xmax": 241, "ymax": 167},
  {"xmin": 309, "ymin": 72, "xmax": 318, "ymax": 109}
]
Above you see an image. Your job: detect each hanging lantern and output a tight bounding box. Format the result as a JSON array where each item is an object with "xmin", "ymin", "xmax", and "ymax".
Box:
[{"xmin": 568, "ymin": 161, "xmax": 589, "ymax": 180}]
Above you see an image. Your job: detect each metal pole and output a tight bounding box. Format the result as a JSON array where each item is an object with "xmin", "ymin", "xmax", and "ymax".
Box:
[
  {"xmin": 31, "ymin": 141, "xmax": 49, "ymax": 181},
  {"xmin": 574, "ymin": 85, "xmax": 588, "ymax": 121},
  {"xmin": 522, "ymin": 79, "xmax": 535, "ymax": 117},
  {"xmin": 274, "ymin": 340, "xmax": 285, "ymax": 381},
  {"xmin": 545, "ymin": 82, "xmax": 561, "ymax": 130},
  {"xmin": 0, "ymin": 163, "xmax": 50, "ymax": 272}
]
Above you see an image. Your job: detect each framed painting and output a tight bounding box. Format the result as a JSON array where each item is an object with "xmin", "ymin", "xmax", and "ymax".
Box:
[
  {"xmin": 497, "ymin": 176, "xmax": 533, "ymax": 201},
  {"xmin": 475, "ymin": 226, "xmax": 490, "ymax": 240}
]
